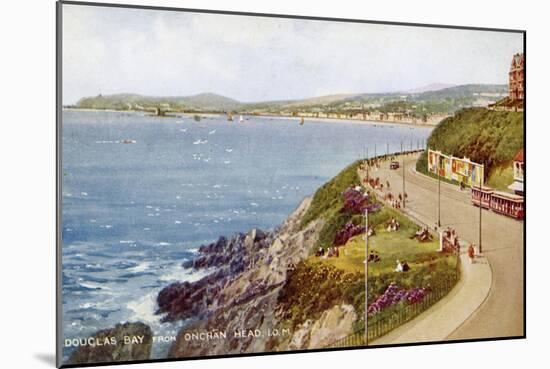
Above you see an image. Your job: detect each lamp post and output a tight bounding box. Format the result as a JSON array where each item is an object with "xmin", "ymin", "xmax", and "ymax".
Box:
[
  {"xmin": 479, "ymin": 189, "xmax": 482, "ymax": 254},
  {"xmin": 364, "ymin": 207, "xmax": 369, "ymax": 345},
  {"xmin": 366, "ymin": 147, "xmax": 369, "ymax": 182},
  {"xmin": 478, "ymin": 164, "xmax": 484, "ymax": 254},
  {"xmin": 438, "ymin": 159, "xmax": 441, "ymax": 227},
  {"xmin": 401, "ymin": 141, "xmax": 405, "ymax": 209}
]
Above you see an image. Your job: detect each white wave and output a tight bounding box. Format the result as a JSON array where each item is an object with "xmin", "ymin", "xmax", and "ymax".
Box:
[
  {"xmin": 79, "ymin": 298, "xmax": 116, "ymax": 310},
  {"xmin": 119, "ymin": 240, "xmax": 135, "ymax": 244},
  {"xmin": 127, "ymin": 261, "xmax": 151, "ymax": 273},
  {"xmin": 225, "ymin": 148, "xmax": 233, "ymax": 153},
  {"xmin": 81, "ymin": 192, "xmax": 88, "ymax": 197},
  {"xmin": 224, "ymin": 160, "xmax": 231, "ymax": 164},
  {"xmin": 126, "ymin": 292, "xmax": 160, "ymax": 326},
  {"xmin": 154, "ymin": 242, "xmax": 172, "ymax": 246},
  {"xmin": 208, "ymin": 130, "xmax": 216, "ymax": 135},
  {"xmin": 95, "ymin": 140, "xmax": 115, "ymax": 144},
  {"xmin": 250, "ymin": 202, "xmax": 259, "ymax": 206},
  {"xmin": 174, "ymin": 220, "xmax": 182, "ymax": 224},
  {"xmin": 159, "ymin": 264, "xmax": 213, "ymax": 283},
  {"xmin": 78, "ymin": 281, "xmax": 112, "ymax": 291},
  {"xmin": 193, "ymin": 139, "xmax": 208, "ymax": 145}
]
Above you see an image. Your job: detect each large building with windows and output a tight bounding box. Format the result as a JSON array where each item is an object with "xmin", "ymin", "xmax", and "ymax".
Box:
[{"xmin": 509, "ymin": 53, "xmax": 525, "ymax": 102}]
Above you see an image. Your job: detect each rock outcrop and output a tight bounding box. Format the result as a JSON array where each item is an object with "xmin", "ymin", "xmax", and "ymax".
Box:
[
  {"xmin": 67, "ymin": 322, "xmax": 152, "ymax": 365},
  {"xmin": 159, "ymin": 197, "xmax": 326, "ymax": 358}
]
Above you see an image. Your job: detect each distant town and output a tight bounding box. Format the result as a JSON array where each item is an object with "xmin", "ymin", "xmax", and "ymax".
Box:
[{"xmin": 65, "ymin": 83, "xmax": 512, "ymax": 126}]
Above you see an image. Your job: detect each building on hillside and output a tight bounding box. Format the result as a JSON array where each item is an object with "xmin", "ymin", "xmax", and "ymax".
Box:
[
  {"xmin": 509, "ymin": 53, "xmax": 525, "ymax": 102},
  {"xmin": 508, "ymin": 148, "xmax": 524, "ymax": 196},
  {"xmin": 488, "ymin": 52, "xmax": 524, "ymax": 112}
]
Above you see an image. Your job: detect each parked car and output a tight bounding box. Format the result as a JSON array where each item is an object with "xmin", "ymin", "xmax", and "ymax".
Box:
[{"xmin": 390, "ymin": 161, "xmax": 400, "ymax": 170}]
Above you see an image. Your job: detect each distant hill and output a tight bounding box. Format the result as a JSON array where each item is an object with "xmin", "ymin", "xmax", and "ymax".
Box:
[
  {"xmin": 72, "ymin": 84, "xmax": 508, "ymax": 116},
  {"xmin": 75, "ymin": 92, "xmax": 241, "ymax": 111},
  {"xmin": 405, "ymin": 83, "xmax": 456, "ymax": 94},
  {"xmin": 413, "ymin": 84, "xmax": 508, "ymax": 100}
]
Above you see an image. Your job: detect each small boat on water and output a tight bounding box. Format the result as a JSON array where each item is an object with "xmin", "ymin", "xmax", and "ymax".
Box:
[
  {"xmin": 121, "ymin": 139, "xmax": 137, "ymax": 144},
  {"xmin": 227, "ymin": 113, "xmax": 233, "ymax": 121},
  {"xmin": 239, "ymin": 115, "xmax": 244, "ymax": 123},
  {"xmin": 194, "ymin": 115, "xmax": 201, "ymax": 122}
]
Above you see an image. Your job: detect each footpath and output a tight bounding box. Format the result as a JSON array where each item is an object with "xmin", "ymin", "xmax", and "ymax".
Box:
[{"xmin": 360, "ymin": 155, "xmax": 493, "ymax": 345}]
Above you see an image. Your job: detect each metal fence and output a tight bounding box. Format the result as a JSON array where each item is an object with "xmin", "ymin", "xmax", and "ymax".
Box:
[{"xmin": 325, "ymin": 257, "xmax": 460, "ymax": 349}]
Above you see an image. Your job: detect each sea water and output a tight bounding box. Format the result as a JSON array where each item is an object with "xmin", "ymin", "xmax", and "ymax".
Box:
[{"xmin": 61, "ymin": 110, "xmax": 431, "ymax": 360}]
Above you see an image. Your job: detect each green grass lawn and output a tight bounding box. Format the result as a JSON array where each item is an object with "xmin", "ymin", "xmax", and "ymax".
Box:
[
  {"xmin": 318, "ymin": 226, "xmax": 440, "ymax": 275},
  {"xmin": 368, "ymin": 231, "xmax": 440, "ymax": 277}
]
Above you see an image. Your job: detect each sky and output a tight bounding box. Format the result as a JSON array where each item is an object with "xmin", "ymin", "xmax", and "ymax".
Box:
[{"xmin": 62, "ymin": 4, "xmax": 524, "ymax": 104}]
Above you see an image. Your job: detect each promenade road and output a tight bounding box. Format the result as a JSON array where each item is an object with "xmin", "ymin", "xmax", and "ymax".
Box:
[{"xmin": 367, "ymin": 153, "xmax": 524, "ymax": 340}]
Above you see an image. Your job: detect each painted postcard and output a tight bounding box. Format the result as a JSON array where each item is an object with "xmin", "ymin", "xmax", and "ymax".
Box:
[{"xmin": 57, "ymin": 1, "xmax": 525, "ymax": 367}]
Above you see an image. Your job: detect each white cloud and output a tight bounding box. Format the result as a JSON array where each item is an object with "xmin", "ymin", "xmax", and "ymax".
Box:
[{"xmin": 62, "ymin": 4, "xmax": 523, "ymax": 104}]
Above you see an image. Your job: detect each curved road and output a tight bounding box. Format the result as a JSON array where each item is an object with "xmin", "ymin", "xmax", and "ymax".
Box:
[{"xmin": 371, "ymin": 153, "xmax": 524, "ymax": 340}]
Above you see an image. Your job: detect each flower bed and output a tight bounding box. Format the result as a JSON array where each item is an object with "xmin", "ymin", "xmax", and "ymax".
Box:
[{"xmin": 367, "ymin": 282, "xmax": 426, "ymax": 316}]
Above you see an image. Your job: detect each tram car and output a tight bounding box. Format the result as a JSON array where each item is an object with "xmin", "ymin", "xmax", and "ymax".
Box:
[
  {"xmin": 471, "ymin": 186, "xmax": 524, "ymax": 220},
  {"xmin": 471, "ymin": 186, "xmax": 493, "ymax": 209}
]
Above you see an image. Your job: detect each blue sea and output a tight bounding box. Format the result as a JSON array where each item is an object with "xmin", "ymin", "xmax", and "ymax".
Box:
[{"xmin": 61, "ymin": 110, "xmax": 431, "ymax": 359}]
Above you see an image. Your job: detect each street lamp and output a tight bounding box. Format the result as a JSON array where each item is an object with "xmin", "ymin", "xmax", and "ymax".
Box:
[
  {"xmin": 478, "ymin": 164, "xmax": 484, "ymax": 254},
  {"xmin": 479, "ymin": 189, "xmax": 482, "ymax": 254},
  {"xmin": 438, "ymin": 161, "xmax": 441, "ymax": 227},
  {"xmin": 401, "ymin": 141, "xmax": 405, "ymax": 209},
  {"xmin": 364, "ymin": 207, "xmax": 369, "ymax": 345}
]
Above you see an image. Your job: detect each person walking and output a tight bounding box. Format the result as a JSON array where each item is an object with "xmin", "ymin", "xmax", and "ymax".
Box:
[{"xmin": 468, "ymin": 243, "xmax": 475, "ymax": 264}]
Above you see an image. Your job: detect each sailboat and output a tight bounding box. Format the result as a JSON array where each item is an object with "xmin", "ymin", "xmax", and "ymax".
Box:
[
  {"xmin": 300, "ymin": 116, "xmax": 305, "ymax": 125},
  {"xmin": 239, "ymin": 115, "xmax": 244, "ymax": 123},
  {"xmin": 227, "ymin": 113, "xmax": 233, "ymax": 122}
]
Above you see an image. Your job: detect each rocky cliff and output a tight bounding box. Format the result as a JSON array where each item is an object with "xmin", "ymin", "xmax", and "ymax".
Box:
[
  {"xmin": 159, "ymin": 197, "xmax": 332, "ymax": 357},
  {"xmin": 67, "ymin": 322, "xmax": 152, "ymax": 365}
]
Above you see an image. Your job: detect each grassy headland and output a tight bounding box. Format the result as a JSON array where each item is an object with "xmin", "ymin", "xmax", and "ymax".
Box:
[{"xmin": 282, "ymin": 156, "xmax": 458, "ymax": 340}]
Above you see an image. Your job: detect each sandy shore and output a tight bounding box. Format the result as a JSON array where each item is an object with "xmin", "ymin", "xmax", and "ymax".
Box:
[{"xmin": 63, "ymin": 108, "xmax": 437, "ymax": 129}]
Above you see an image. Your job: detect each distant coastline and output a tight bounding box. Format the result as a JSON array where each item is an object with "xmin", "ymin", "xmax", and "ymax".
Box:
[{"xmin": 62, "ymin": 107, "xmax": 440, "ymax": 128}]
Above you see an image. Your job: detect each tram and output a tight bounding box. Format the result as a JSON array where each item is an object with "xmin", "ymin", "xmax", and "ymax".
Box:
[{"xmin": 471, "ymin": 186, "xmax": 524, "ymax": 220}]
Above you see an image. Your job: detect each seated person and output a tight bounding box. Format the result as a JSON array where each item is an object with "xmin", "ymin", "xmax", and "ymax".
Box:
[{"xmin": 394, "ymin": 260, "xmax": 403, "ymax": 272}]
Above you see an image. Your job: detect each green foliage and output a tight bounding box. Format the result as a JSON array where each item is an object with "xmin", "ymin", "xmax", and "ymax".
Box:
[
  {"xmin": 486, "ymin": 162, "xmax": 514, "ymax": 191},
  {"xmin": 416, "ymin": 108, "xmax": 524, "ymax": 181},
  {"xmin": 301, "ymin": 160, "xmax": 361, "ymax": 229},
  {"xmin": 277, "ymin": 261, "xmax": 365, "ymax": 330}
]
